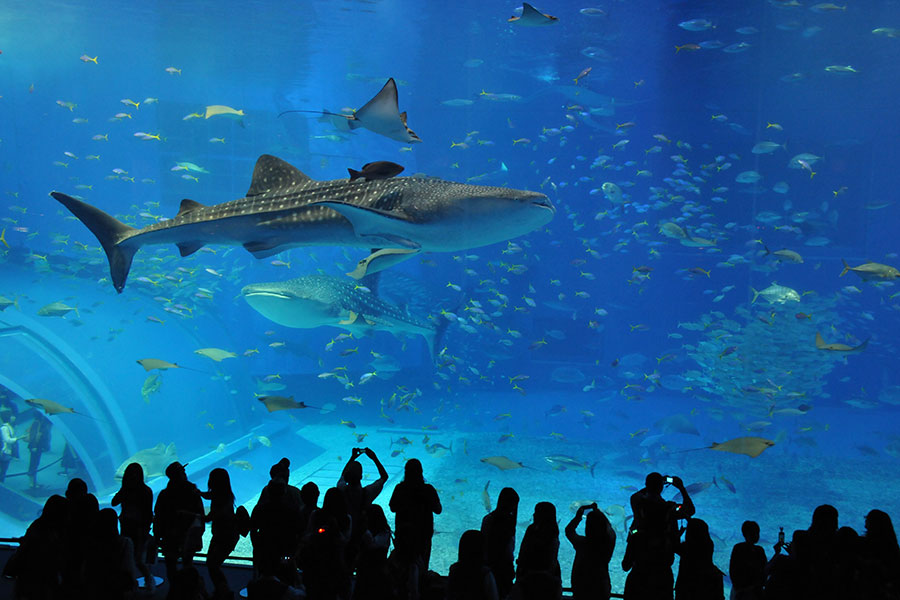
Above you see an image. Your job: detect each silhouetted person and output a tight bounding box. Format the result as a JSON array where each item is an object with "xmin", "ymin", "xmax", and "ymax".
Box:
[
  {"xmin": 622, "ymin": 473, "xmax": 695, "ymax": 600},
  {"xmin": 390, "ymin": 459, "xmax": 442, "ymax": 571},
  {"xmin": 859, "ymin": 509, "xmax": 900, "ymax": 600},
  {"xmin": 83, "ymin": 507, "xmax": 137, "ymax": 599},
  {"xmin": 674, "ymin": 518, "xmax": 723, "ymax": 600},
  {"xmin": 0, "ymin": 409, "xmax": 20, "ymax": 483},
  {"xmin": 388, "ymin": 459, "xmax": 441, "ymax": 600},
  {"xmin": 763, "ymin": 528, "xmax": 803, "ymax": 600},
  {"xmin": 512, "ymin": 501, "xmax": 562, "ymax": 600},
  {"xmin": 729, "ymin": 521, "xmax": 766, "ymax": 600},
  {"xmin": 11, "ymin": 494, "xmax": 68, "ymax": 600},
  {"xmin": 154, "ymin": 462, "xmax": 204, "ymax": 589},
  {"xmin": 63, "ymin": 477, "xmax": 99, "ymax": 595},
  {"xmin": 26, "ymin": 413, "xmax": 51, "ymax": 489},
  {"xmin": 353, "ymin": 503, "xmax": 394, "ymax": 600},
  {"xmin": 302, "ymin": 487, "xmax": 352, "ymax": 600},
  {"xmin": 338, "ymin": 447, "xmax": 389, "ymax": 570},
  {"xmin": 448, "ymin": 529, "xmax": 498, "ymax": 600},
  {"xmin": 481, "ymin": 486, "xmax": 519, "ymax": 600},
  {"xmin": 831, "ymin": 526, "xmax": 862, "ymax": 600},
  {"xmin": 251, "ymin": 460, "xmax": 304, "ymax": 578},
  {"xmin": 299, "ymin": 481, "xmax": 319, "ymax": 533},
  {"xmin": 112, "ymin": 462, "xmax": 155, "ymax": 591},
  {"xmin": 565, "ymin": 503, "xmax": 616, "ymax": 600},
  {"xmin": 201, "ymin": 468, "xmax": 239, "ymax": 599},
  {"xmin": 795, "ymin": 504, "xmax": 839, "ymax": 600},
  {"xmin": 168, "ymin": 565, "xmax": 210, "ymax": 600}
]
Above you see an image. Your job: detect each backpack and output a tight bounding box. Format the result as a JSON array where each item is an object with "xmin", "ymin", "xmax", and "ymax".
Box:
[{"xmin": 235, "ymin": 505, "xmax": 251, "ymax": 538}]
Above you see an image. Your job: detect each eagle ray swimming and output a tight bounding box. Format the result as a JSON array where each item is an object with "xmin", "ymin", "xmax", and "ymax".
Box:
[
  {"xmin": 50, "ymin": 154, "xmax": 554, "ymax": 292},
  {"xmin": 280, "ymin": 78, "xmax": 421, "ymax": 143},
  {"xmin": 242, "ymin": 274, "xmax": 447, "ymax": 358}
]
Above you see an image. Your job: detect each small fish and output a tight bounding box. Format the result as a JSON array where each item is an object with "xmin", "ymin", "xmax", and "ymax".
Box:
[
  {"xmin": 79, "ymin": 54, "xmax": 98, "ymax": 64},
  {"xmin": 347, "ymin": 161, "xmax": 404, "ymax": 181},
  {"xmin": 228, "ymin": 459, "xmax": 253, "ymax": 471}
]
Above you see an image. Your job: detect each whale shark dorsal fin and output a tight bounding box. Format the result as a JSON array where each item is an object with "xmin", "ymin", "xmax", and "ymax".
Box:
[
  {"xmin": 177, "ymin": 199, "xmax": 206, "ymax": 217},
  {"xmin": 247, "ymin": 154, "xmax": 314, "ymax": 197}
]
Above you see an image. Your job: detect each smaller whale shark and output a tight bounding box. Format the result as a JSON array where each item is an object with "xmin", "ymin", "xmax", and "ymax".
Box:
[{"xmin": 242, "ymin": 274, "xmax": 445, "ymax": 357}]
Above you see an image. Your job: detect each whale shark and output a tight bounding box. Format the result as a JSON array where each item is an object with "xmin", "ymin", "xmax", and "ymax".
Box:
[
  {"xmin": 242, "ymin": 274, "xmax": 445, "ymax": 357},
  {"xmin": 50, "ymin": 154, "xmax": 554, "ymax": 292}
]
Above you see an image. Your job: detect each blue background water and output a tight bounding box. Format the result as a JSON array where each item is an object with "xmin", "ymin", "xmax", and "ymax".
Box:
[{"xmin": 1, "ymin": 0, "xmax": 899, "ymax": 586}]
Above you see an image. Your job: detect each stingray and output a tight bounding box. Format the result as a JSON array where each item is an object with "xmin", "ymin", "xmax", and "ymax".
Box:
[
  {"xmin": 136, "ymin": 358, "xmax": 205, "ymax": 372},
  {"xmin": 674, "ymin": 436, "xmax": 775, "ymax": 458},
  {"xmin": 508, "ymin": 2, "xmax": 558, "ymax": 26},
  {"xmin": 258, "ymin": 395, "xmax": 328, "ymax": 413},
  {"xmin": 278, "ymin": 78, "xmax": 421, "ymax": 144},
  {"xmin": 815, "ymin": 332, "xmax": 868, "ymax": 352},
  {"xmin": 25, "ymin": 398, "xmax": 78, "ymax": 416}
]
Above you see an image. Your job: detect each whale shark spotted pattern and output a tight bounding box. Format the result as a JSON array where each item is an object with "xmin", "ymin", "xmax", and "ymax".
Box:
[
  {"xmin": 50, "ymin": 154, "xmax": 554, "ymax": 292},
  {"xmin": 242, "ymin": 274, "xmax": 444, "ymax": 357}
]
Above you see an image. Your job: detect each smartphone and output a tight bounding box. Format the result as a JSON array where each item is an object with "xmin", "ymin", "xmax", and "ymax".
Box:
[
  {"xmin": 778, "ymin": 527, "xmax": 785, "ymax": 545},
  {"xmin": 665, "ymin": 476, "xmax": 674, "ymax": 484}
]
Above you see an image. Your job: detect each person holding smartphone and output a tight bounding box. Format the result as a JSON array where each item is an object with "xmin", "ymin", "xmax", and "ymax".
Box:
[{"xmin": 622, "ymin": 472, "xmax": 696, "ymax": 600}]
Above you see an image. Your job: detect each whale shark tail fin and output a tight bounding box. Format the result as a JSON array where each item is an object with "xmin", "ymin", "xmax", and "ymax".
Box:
[{"xmin": 51, "ymin": 192, "xmax": 137, "ymax": 293}]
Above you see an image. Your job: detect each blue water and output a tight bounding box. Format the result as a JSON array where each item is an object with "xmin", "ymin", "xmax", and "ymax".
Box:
[{"xmin": 2, "ymin": 0, "xmax": 899, "ymax": 587}]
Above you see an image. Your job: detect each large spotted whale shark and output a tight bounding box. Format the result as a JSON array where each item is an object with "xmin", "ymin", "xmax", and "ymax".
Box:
[
  {"xmin": 242, "ymin": 274, "xmax": 443, "ymax": 357},
  {"xmin": 51, "ymin": 154, "xmax": 554, "ymax": 292}
]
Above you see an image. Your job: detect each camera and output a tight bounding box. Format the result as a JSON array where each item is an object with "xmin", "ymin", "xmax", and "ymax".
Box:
[
  {"xmin": 778, "ymin": 527, "xmax": 785, "ymax": 545},
  {"xmin": 665, "ymin": 476, "xmax": 674, "ymax": 484}
]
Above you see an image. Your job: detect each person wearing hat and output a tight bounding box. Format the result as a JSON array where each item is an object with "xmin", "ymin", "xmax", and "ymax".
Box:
[{"xmin": 153, "ymin": 462, "xmax": 204, "ymax": 588}]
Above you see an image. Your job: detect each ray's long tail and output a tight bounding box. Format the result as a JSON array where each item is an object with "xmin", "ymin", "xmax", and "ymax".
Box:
[{"xmin": 51, "ymin": 192, "xmax": 138, "ymax": 293}]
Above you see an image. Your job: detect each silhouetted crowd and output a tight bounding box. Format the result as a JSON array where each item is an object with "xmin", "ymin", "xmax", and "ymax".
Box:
[{"xmin": 3, "ymin": 455, "xmax": 899, "ymax": 600}]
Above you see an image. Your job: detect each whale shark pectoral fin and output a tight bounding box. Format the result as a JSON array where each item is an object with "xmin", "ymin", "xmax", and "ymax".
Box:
[
  {"xmin": 309, "ymin": 200, "xmax": 416, "ymax": 236},
  {"xmin": 243, "ymin": 240, "xmax": 283, "ymax": 258},
  {"xmin": 176, "ymin": 241, "xmax": 205, "ymax": 257},
  {"xmin": 338, "ymin": 311, "xmax": 359, "ymax": 325},
  {"xmin": 347, "ymin": 248, "xmax": 420, "ymax": 280}
]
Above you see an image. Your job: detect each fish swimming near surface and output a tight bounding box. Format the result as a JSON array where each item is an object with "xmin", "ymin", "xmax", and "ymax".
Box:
[
  {"xmin": 751, "ymin": 282, "xmax": 801, "ymax": 304},
  {"xmin": 243, "ymin": 274, "xmax": 447, "ymax": 358},
  {"xmin": 115, "ymin": 442, "xmax": 178, "ymax": 479},
  {"xmin": 51, "ymin": 155, "xmax": 554, "ymax": 292},
  {"xmin": 280, "ymin": 78, "xmax": 421, "ymax": 143},
  {"xmin": 839, "ymin": 259, "xmax": 900, "ymax": 281}
]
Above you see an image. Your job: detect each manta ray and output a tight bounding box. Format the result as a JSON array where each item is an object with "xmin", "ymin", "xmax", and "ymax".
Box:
[
  {"xmin": 242, "ymin": 274, "xmax": 447, "ymax": 357},
  {"xmin": 281, "ymin": 78, "xmax": 421, "ymax": 143},
  {"xmin": 51, "ymin": 155, "xmax": 554, "ymax": 292}
]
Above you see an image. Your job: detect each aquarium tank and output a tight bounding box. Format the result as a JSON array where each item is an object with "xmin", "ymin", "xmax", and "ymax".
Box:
[{"xmin": 1, "ymin": 0, "xmax": 899, "ymax": 593}]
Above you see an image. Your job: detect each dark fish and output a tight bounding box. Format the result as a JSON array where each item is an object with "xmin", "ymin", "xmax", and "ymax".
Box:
[{"xmin": 348, "ymin": 161, "xmax": 404, "ymax": 181}]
